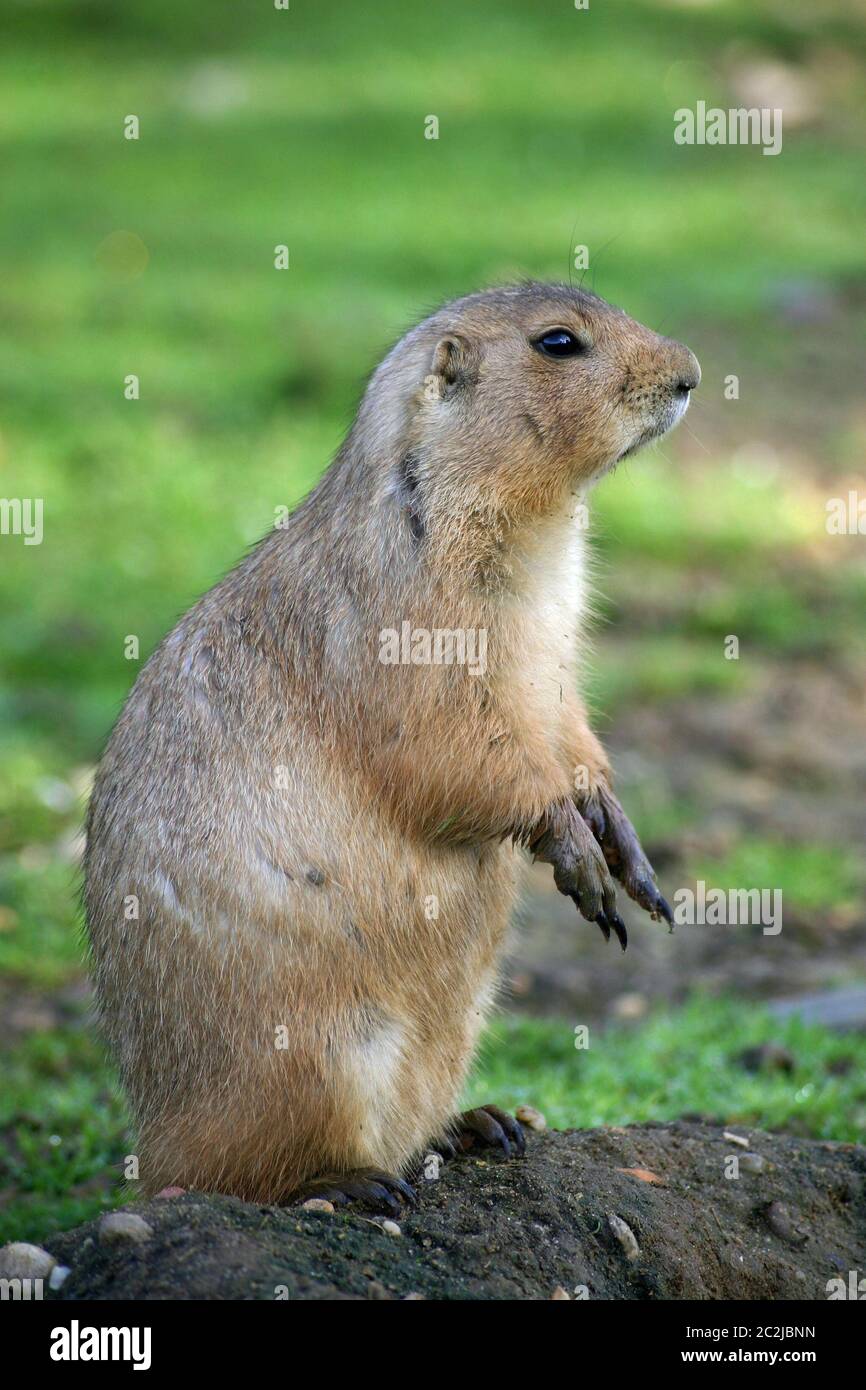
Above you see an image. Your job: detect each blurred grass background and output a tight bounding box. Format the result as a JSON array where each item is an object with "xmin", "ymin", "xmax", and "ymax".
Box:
[{"xmin": 1, "ymin": 0, "xmax": 865, "ymax": 1242}]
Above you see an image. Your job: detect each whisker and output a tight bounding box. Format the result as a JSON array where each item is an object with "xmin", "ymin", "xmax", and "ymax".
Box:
[
  {"xmin": 583, "ymin": 230, "xmax": 624, "ymax": 296},
  {"xmin": 566, "ymin": 214, "xmax": 580, "ymax": 290},
  {"xmin": 680, "ymin": 417, "xmax": 712, "ymax": 454}
]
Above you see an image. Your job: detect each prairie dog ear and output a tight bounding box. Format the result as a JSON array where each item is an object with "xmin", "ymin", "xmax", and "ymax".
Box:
[{"xmin": 429, "ymin": 333, "xmax": 477, "ymax": 395}]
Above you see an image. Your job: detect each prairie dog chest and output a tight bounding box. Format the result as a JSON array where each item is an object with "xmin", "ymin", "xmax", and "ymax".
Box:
[{"xmin": 496, "ymin": 502, "xmax": 589, "ymax": 718}]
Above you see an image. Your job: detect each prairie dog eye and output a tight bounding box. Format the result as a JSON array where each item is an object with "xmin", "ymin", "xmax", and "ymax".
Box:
[{"xmin": 534, "ymin": 328, "xmax": 588, "ymax": 359}]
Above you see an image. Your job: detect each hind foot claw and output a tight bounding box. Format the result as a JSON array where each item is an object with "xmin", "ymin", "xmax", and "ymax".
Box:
[
  {"xmin": 294, "ymin": 1167, "xmax": 416, "ymax": 1217},
  {"xmin": 435, "ymin": 1103, "xmax": 527, "ymax": 1161}
]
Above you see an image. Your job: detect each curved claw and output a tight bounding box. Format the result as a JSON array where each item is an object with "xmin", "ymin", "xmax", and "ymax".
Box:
[
  {"xmin": 368, "ymin": 1171, "xmax": 418, "ymax": 1206},
  {"xmin": 579, "ymin": 786, "xmax": 672, "ymax": 934},
  {"xmin": 593, "ymin": 907, "xmax": 611, "ymax": 942},
  {"xmin": 295, "ymin": 1167, "xmax": 416, "ymax": 1215},
  {"xmin": 595, "ymin": 909, "xmax": 628, "ymax": 951},
  {"xmin": 351, "ymin": 1181, "xmax": 404, "ymax": 1217},
  {"xmin": 656, "ymin": 894, "xmax": 675, "ymax": 930},
  {"xmin": 609, "ymin": 908, "xmax": 628, "ymax": 950},
  {"xmin": 632, "ymin": 874, "xmax": 675, "ymax": 932},
  {"xmin": 431, "ymin": 1133, "xmax": 458, "ymax": 1160},
  {"xmin": 458, "ymin": 1104, "xmax": 526, "ymax": 1159},
  {"xmin": 483, "ymin": 1104, "xmax": 527, "ymax": 1157}
]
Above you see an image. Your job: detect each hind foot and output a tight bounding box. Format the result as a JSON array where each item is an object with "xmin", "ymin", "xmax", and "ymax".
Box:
[
  {"xmin": 434, "ymin": 1104, "xmax": 527, "ymax": 1161},
  {"xmin": 293, "ymin": 1167, "xmax": 416, "ymax": 1217}
]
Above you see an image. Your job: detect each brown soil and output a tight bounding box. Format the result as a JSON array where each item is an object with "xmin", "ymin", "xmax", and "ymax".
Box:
[{"xmin": 44, "ymin": 1122, "xmax": 866, "ymax": 1301}]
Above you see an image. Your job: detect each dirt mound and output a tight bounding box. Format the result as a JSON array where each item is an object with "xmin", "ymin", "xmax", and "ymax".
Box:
[{"xmin": 39, "ymin": 1121, "xmax": 864, "ymax": 1301}]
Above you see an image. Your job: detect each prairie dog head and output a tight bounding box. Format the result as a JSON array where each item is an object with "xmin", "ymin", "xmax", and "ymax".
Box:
[{"xmin": 361, "ymin": 282, "xmax": 699, "ymax": 522}]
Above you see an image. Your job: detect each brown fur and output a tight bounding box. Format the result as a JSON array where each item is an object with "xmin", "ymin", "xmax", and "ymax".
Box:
[{"xmin": 84, "ymin": 282, "xmax": 699, "ymax": 1200}]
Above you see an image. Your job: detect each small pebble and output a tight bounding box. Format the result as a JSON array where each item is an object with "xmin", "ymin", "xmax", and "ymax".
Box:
[
  {"xmin": 611, "ymin": 992, "xmax": 647, "ymax": 1021},
  {"xmin": 617, "ymin": 1166, "xmax": 664, "ymax": 1185},
  {"xmin": 723, "ymin": 1130, "xmax": 750, "ymax": 1147},
  {"xmin": 608, "ymin": 1213, "xmax": 640, "ymax": 1262},
  {"xmin": 0, "ymin": 1241, "xmax": 57, "ymax": 1280},
  {"xmin": 381, "ymin": 1220, "xmax": 402, "ymax": 1237},
  {"xmin": 403, "ymin": 1292, "xmax": 425, "ymax": 1300},
  {"xmin": 515, "ymin": 1105, "xmax": 546, "ymax": 1132},
  {"xmin": 98, "ymin": 1212, "xmax": 153, "ymax": 1245},
  {"xmin": 422, "ymin": 1152, "xmax": 443, "ymax": 1180},
  {"xmin": 155, "ymin": 1186, "xmax": 186, "ymax": 1199},
  {"xmin": 48, "ymin": 1264, "xmax": 71, "ymax": 1291},
  {"xmin": 301, "ymin": 1198, "xmax": 335, "ymax": 1214},
  {"xmin": 551, "ymin": 1286, "xmax": 570, "ymax": 1300},
  {"xmin": 739, "ymin": 1152, "xmax": 766, "ymax": 1174},
  {"xmin": 764, "ymin": 1200, "xmax": 808, "ymax": 1246}
]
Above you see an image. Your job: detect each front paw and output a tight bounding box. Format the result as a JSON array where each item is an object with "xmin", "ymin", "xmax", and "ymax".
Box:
[
  {"xmin": 530, "ymin": 797, "xmax": 627, "ymax": 949},
  {"xmin": 579, "ymin": 783, "xmax": 674, "ymax": 929}
]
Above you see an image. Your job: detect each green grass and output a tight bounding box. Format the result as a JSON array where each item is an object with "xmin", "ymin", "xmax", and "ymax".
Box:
[
  {"xmin": 694, "ymin": 840, "xmax": 864, "ymax": 915},
  {"xmin": 3, "ymin": 993, "xmax": 864, "ymax": 1245},
  {"xmin": 467, "ymin": 997, "xmax": 866, "ymax": 1142},
  {"xmin": 589, "ymin": 635, "xmax": 749, "ymax": 712},
  {"xmin": 0, "ymin": 1027, "xmax": 124, "ymax": 1245}
]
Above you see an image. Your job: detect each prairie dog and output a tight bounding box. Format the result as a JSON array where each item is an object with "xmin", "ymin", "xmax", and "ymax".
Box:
[{"xmin": 85, "ymin": 282, "xmax": 699, "ymax": 1206}]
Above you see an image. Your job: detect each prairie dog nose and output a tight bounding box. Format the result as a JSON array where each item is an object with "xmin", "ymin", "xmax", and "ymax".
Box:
[{"xmin": 670, "ymin": 344, "xmax": 701, "ymax": 395}]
